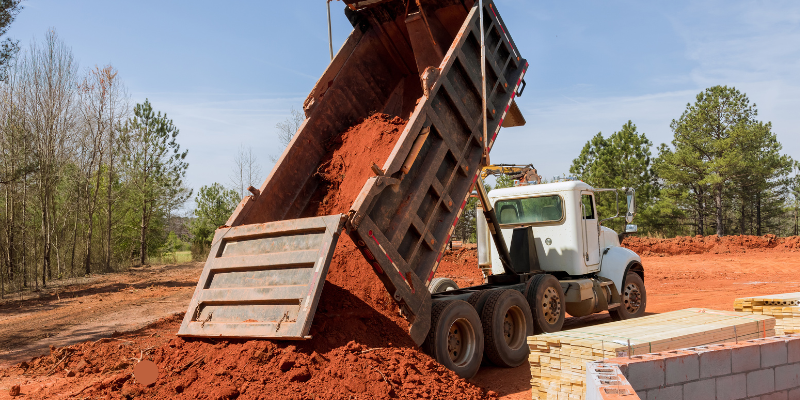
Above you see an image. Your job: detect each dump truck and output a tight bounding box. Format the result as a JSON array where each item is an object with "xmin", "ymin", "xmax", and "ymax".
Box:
[{"xmin": 177, "ymin": 0, "xmax": 646, "ymax": 379}]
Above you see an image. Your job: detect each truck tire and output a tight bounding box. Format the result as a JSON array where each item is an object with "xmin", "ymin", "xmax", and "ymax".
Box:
[
  {"xmin": 429, "ymin": 277, "xmax": 459, "ymax": 294},
  {"xmin": 526, "ymin": 274, "xmax": 566, "ymax": 333},
  {"xmin": 481, "ymin": 290, "xmax": 533, "ymax": 367},
  {"xmin": 423, "ymin": 300, "xmax": 484, "ymax": 379},
  {"xmin": 610, "ymin": 272, "xmax": 646, "ymax": 321},
  {"xmin": 467, "ymin": 290, "xmax": 493, "ymax": 314}
]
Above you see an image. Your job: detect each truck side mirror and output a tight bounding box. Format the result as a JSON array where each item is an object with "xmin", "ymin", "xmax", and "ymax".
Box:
[{"xmin": 625, "ymin": 188, "xmax": 636, "ymax": 223}]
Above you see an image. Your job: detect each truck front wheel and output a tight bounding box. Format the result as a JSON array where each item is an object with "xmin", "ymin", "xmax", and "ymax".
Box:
[
  {"xmin": 423, "ymin": 300, "xmax": 484, "ymax": 379},
  {"xmin": 526, "ymin": 274, "xmax": 566, "ymax": 333},
  {"xmin": 429, "ymin": 277, "xmax": 459, "ymax": 294},
  {"xmin": 610, "ymin": 272, "xmax": 647, "ymax": 320}
]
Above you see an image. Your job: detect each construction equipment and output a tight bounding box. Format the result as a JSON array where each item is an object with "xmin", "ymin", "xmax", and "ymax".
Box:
[
  {"xmin": 177, "ymin": 0, "xmax": 646, "ymax": 379},
  {"xmin": 481, "ymin": 164, "xmax": 542, "ymax": 184}
]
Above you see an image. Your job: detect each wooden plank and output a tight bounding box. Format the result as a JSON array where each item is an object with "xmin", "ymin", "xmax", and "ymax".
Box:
[{"xmin": 734, "ymin": 292, "xmax": 800, "ymax": 339}]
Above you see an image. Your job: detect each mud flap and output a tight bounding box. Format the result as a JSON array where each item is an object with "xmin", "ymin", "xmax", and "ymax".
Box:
[{"xmin": 177, "ymin": 214, "xmax": 347, "ymax": 339}]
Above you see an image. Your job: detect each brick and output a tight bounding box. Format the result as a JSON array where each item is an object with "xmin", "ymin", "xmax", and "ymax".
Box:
[
  {"xmin": 683, "ymin": 378, "xmax": 715, "ymax": 400},
  {"xmin": 627, "ymin": 359, "xmax": 665, "ymax": 391},
  {"xmin": 762, "ymin": 341, "xmax": 789, "ymax": 368},
  {"xmin": 665, "ymin": 352, "xmax": 700, "ymax": 385},
  {"xmin": 700, "ymin": 347, "xmax": 732, "ymax": 378},
  {"xmin": 775, "ymin": 363, "xmax": 800, "ymax": 391},
  {"xmin": 647, "ymin": 385, "xmax": 682, "ymax": 400},
  {"xmin": 761, "ymin": 390, "xmax": 789, "ymax": 400},
  {"xmin": 717, "ymin": 374, "xmax": 747, "ymax": 400},
  {"xmin": 748, "ymin": 368, "xmax": 776, "ymax": 397},
  {"xmin": 789, "ymin": 387, "xmax": 800, "ymax": 400},
  {"xmin": 734, "ymin": 344, "xmax": 763, "ymax": 373},
  {"xmin": 789, "ymin": 339, "xmax": 800, "ymax": 364}
]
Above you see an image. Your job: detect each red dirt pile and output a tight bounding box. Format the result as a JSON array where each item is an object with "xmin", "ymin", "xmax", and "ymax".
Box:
[
  {"xmin": 436, "ymin": 244, "xmax": 485, "ymax": 288},
  {"xmin": 5, "ymin": 312, "xmax": 492, "ymax": 400},
  {"xmin": 622, "ymin": 234, "xmax": 800, "ymax": 256},
  {"xmin": 306, "ymin": 112, "xmax": 407, "ymax": 217},
  {"xmin": 2, "ymin": 114, "xmax": 497, "ymax": 399}
]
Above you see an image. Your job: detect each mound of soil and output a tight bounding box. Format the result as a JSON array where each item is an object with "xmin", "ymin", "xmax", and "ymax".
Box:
[
  {"xmin": 622, "ymin": 234, "xmax": 800, "ymax": 256},
  {"xmin": 6, "ymin": 313, "xmax": 492, "ymax": 400},
  {"xmin": 2, "ymin": 114, "xmax": 497, "ymax": 399}
]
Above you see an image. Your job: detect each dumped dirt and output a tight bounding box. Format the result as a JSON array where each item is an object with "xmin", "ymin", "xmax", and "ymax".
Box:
[
  {"xmin": 305, "ymin": 112, "xmax": 407, "ymax": 217},
  {"xmin": 622, "ymin": 234, "xmax": 800, "ymax": 256},
  {"xmin": 1, "ymin": 312, "xmax": 493, "ymax": 400}
]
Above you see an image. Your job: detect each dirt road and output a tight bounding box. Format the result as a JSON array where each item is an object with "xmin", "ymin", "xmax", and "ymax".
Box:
[
  {"xmin": 0, "ymin": 263, "xmax": 203, "ymax": 368},
  {"xmin": 1, "ymin": 243, "xmax": 798, "ymax": 399}
]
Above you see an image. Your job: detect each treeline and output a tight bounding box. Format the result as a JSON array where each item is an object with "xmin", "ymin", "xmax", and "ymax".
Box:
[
  {"xmin": 0, "ymin": 31, "xmax": 190, "ymax": 297},
  {"xmin": 454, "ymin": 85, "xmax": 799, "ymax": 242},
  {"xmin": 572, "ymin": 86, "xmax": 798, "ymax": 237}
]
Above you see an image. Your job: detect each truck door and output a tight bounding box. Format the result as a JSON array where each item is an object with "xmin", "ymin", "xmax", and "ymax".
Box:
[{"xmin": 580, "ymin": 192, "xmax": 601, "ymax": 268}]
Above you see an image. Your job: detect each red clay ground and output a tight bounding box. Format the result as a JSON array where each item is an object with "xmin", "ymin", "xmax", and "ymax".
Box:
[{"xmin": 2, "ymin": 233, "xmax": 798, "ymax": 399}]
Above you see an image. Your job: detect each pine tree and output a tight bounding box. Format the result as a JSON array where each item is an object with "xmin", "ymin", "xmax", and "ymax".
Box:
[
  {"xmin": 658, "ymin": 86, "xmax": 793, "ymax": 237},
  {"xmin": 189, "ymin": 183, "xmax": 239, "ymax": 247},
  {"xmin": 120, "ymin": 99, "xmax": 190, "ymax": 266},
  {"xmin": 570, "ymin": 121, "xmax": 662, "ymax": 233}
]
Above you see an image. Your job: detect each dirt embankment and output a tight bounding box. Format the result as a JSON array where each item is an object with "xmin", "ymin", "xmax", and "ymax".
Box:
[
  {"xmin": 0, "ymin": 114, "xmax": 497, "ymax": 400},
  {"xmin": 622, "ymin": 234, "xmax": 800, "ymax": 257}
]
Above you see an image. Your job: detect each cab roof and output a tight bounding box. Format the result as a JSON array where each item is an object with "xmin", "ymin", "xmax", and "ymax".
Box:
[{"xmin": 487, "ymin": 180, "xmax": 593, "ymax": 199}]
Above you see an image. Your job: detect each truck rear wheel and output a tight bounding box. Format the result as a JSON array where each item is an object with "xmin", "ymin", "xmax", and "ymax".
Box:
[
  {"xmin": 429, "ymin": 277, "xmax": 459, "ymax": 294},
  {"xmin": 610, "ymin": 272, "xmax": 646, "ymax": 321},
  {"xmin": 526, "ymin": 274, "xmax": 565, "ymax": 333},
  {"xmin": 423, "ymin": 300, "xmax": 484, "ymax": 379},
  {"xmin": 481, "ymin": 290, "xmax": 533, "ymax": 367}
]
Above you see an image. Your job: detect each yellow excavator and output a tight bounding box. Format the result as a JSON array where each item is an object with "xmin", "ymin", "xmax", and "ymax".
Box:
[{"xmin": 480, "ymin": 164, "xmax": 542, "ymax": 185}]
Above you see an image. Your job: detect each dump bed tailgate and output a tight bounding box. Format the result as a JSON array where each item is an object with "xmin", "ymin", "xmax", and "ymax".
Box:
[{"xmin": 177, "ymin": 215, "xmax": 346, "ymax": 338}]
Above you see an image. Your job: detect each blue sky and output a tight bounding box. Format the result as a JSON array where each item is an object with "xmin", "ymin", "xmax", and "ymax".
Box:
[{"xmin": 8, "ymin": 1, "xmax": 800, "ymax": 204}]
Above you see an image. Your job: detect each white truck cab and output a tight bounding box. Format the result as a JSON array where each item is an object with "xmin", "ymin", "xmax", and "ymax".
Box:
[{"xmin": 476, "ymin": 180, "xmax": 646, "ymax": 321}]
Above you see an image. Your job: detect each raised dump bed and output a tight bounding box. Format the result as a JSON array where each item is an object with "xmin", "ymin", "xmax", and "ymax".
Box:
[{"xmin": 178, "ymin": 0, "xmax": 527, "ymax": 345}]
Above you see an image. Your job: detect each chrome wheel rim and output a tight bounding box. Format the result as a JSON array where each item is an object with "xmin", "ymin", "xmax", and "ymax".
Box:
[
  {"xmin": 623, "ymin": 282, "xmax": 642, "ymax": 314},
  {"xmin": 542, "ymin": 286, "xmax": 561, "ymax": 325},
  {"xmin": 503, "ymin": 305, "xmax": 526, "ymax": 350},
  {"xmin": 447, "ymin": 318, "xmax": 476, "ymax": 366}
]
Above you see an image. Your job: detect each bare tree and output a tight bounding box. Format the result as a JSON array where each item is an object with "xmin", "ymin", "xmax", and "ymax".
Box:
[
  {"xmin": 76, "ymin": 65, "xmax": 127, "ymax": 275},
  {"xmin": 270, "ymin": 107, "xmax": 304, "ymax": 162},
  {"xmin": 22, "ymin": 30, "xmax": 78, "ymax": 287},
  {"xmin": 229, "ymin": 145, "xmax": 263, "ymax": 198}
]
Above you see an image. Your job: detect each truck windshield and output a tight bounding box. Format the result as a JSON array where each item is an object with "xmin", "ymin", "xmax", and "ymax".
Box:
[{"xmin": 495, "ymin": 195, "xmax": 564, "ymax": 225}]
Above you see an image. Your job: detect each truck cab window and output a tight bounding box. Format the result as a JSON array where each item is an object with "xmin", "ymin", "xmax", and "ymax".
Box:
[
  {"xmin": 496, "ymin": 195, "xmax": 563, "ymax": 226},
  {"xmin": 581, "ymin": 194, "xmax": 595, "ymax": 219}
]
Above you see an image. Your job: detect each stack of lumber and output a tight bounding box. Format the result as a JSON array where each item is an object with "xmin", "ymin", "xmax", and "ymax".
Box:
[
  {"xmin": 734, "ymin": 292, "xmax": 800, "ymax": 335},
  {"xmin": 527, "ymin": 308, "xmax": 775, "ymax": 400}
]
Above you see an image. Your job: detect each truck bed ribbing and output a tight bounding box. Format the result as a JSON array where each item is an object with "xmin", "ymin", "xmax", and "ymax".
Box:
[
  {"xmin": 178, "ymin": 0, "xmax": 528, "ymax": 345},
  {"xmin": 527, "ymin": 308, "xmax": 776, "ymax": 400}
]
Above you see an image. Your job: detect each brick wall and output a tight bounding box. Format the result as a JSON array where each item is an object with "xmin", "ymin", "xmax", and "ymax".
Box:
[{"xmin": 586, "ymin": 334, "xmax": 800, "ymax": 400}]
